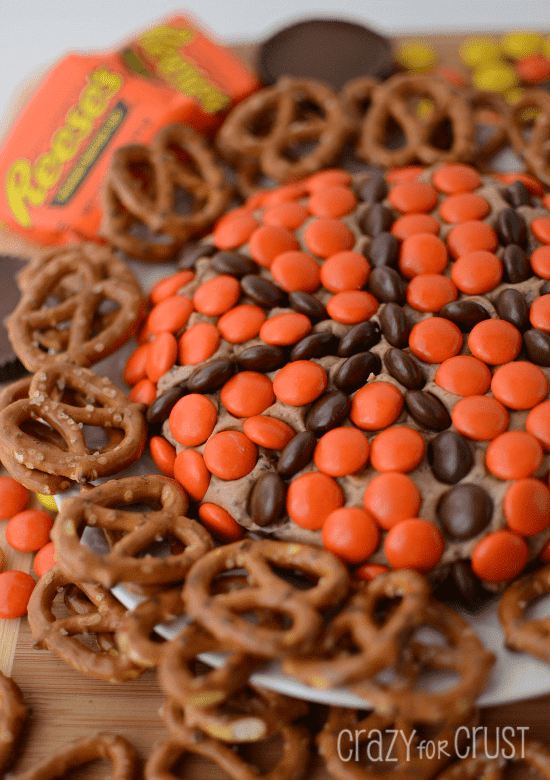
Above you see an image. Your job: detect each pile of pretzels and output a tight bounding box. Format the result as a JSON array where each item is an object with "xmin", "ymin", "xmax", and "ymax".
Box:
[
  {"xmin": 1, "ymin": 472, "xmax": 549, "ymax": 778},
  {"xmin": 97, "ymin": 73, "xmax": 550, "ymax": 264}
]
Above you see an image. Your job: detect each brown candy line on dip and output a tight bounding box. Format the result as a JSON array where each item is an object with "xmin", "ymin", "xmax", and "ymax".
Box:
[{"xmin": 128, "ymin": 162, "xmax": 550, "ymax": 601}]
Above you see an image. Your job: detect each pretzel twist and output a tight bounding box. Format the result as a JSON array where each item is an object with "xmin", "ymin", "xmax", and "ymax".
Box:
[
  {"xmin": 0, "ymin": 376, "xmax": 73, "ymax": 494},
  {"xmin": 0, "ymin": 671, "xmax": 27, "ymax": 775},
  {"xmin": 101, "ymin": 124, "xmax": 231, "ymax": 261},
  {"xmin": 216, "ymin": 77, "xmax": 352, "ymax": 190},
  {"xmin": 144, "ymin": 722, "xmax": 310, "ymax": 780},
  {"xmin": 183, "ymin": 539, "xmax": 350, "ymax": 658},
  {"xmin": 62, "ymin": 581, "xmax": 129, "ymax": 658},
  {"xmin": 507, "ymin": 89, "xmax": 550, "ymax": 186},
  {"xmin": 116, "ymin": 588, "xmax": 187, "ymax": 668},
  {"xmin": 283, "ymin": 569, "xmax": 431, "ymax": 688},
  {"xmin": 9, "ymin": 732, "xmax": 139, "ymax": 780},
  {"xmin": 53, "ymin": 476, "xmax": 213, "ymax": 589},
  {"xmin": 464, "ymin": 90, "xmax": 513, "ymax": 169},
  {"xmin": 118, "ymin": 572, "xmax": 264, "ymax": 670},
  {"xmin": 27, "ymin": 567, "xmax": 145, "ymax": 682},
  {"xmin": 0, "ymin": 365, "xmax": 147, "ymax": 489},
  {"xmin": 162, "ymin": 686, "xmax": 308, "ymax": 744},
  {"xmin": 158, "ymin": 623, "xmax": 253, "ymax": 708},
  {"xmin": 355, "ymin": 73, "xmax": 476, "ymax": 168},
  {"xmin": 8, "ymin": 244, "xmax": 144, "ymax": 371},
  {"xmin": 434, "ymin": 738, "xmax": 550, "ymax": 780},
  {"xmin": 340, "ymin": 75, "xmax": 381, "ymax": 130},
  {"xmin": 352, "ymin": 599, "xmax": 495, "ymax": 722},
  {"xmin": 16, "ymin": 241, "xmax": 139, "ymax": 292},
  {"xmin": 498, "ymin": 563, "xmax": 550, "ymax": 662}
]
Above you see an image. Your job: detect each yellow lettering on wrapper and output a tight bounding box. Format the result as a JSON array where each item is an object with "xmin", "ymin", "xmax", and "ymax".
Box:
[
  {"xmin": 5, "ymin": 160, "xmax": 46, "ymax": 228},
  {"xmin": 65, "ymin": 106, "xmax": 94, "ymax": 139},
  {"xmin": 138, "ymin": 26, "xmax": 194, "ymax": 58},
  {"xmin": 51, "ymin": 127, "xmax": 81, "ymax": 163},
  {"xmin": 138, "ymin": 25, "xmax": 229, "ymax": 113},
  {"xmin": 4, "ymin": 67, "xmax": 123, "ymax": 228},
  {"xmin": 80, "ymin": 88, "xmax": 113, "ymax": 119},
  {"xmin": 34, "ymin": 152, "xmax": 63, "ymax": 190}
]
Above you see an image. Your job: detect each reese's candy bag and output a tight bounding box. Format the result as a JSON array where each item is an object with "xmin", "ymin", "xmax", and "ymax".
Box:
[{"xmin": 0, "ymin": 16, "xmax": 258, "ymax": 246}]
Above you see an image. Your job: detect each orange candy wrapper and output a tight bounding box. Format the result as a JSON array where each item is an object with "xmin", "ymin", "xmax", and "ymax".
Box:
[
  {"xmin": 0, "ymin": 15, "xmax": 259, "ymax": 246},
  {"xmin": 120, "ymin": 14, "xmax": 259, "ymax": 133}
]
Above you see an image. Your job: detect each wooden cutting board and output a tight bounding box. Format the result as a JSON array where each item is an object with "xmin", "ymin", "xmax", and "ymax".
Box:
[{"xmin": 2, "ymin": 30, "xmax": 550, "ymax": 777}]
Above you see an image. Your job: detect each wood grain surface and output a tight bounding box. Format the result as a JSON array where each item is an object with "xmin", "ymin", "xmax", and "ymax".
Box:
[
  {"xmin": 8, "ymin": 612, "xmax": 550, "ymax": 778},
  {"xmin": 2, "ymin": 30, "xmax": 550, "ymax": 778},
  {"xmin": 0, "ymin": 506, "xmax": 35, "ymax": 678}
]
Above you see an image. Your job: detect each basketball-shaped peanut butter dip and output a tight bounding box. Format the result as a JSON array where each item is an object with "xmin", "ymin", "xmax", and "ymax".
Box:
[{"xmin": 124, "ymin": 162, "xmax": 550, "ymax": 604}]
